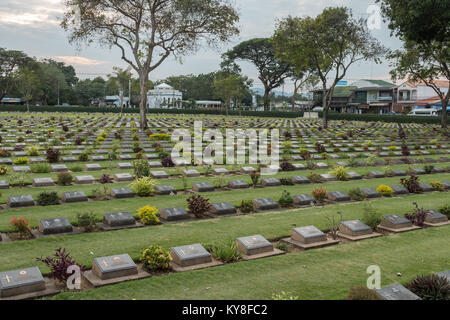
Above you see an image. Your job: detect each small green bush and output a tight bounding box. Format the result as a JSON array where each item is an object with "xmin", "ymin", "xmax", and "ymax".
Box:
[
  {"xmin": 349, "ymin": 188, "xmax": 365, "ymax": 201},
  {"xmin": 361, "ymin": 203, "xmax": 382, "ymax": 229},
  {"xmin": 37, "ymin": 191, "xmax": 60, "ymax": 206},
  {"xmin": 31, "ymin": 163, "xmax": 51, "ymax": 174},
  {"xmin": 140, "ymin": 245, "xmax": 172, "ymax": 271},
  {"xmin": 406, "ymin": 274, "xmax": 450, "ymax": 300},
  {"xmin": 13, "ymin": 157, "xmax": 29, "ymax": 165},
  {"xmin": 129, "ymin": 177, "xmax": 158, "ymax": 196},
  {"xmin": 438, "ymin": 204, "xmax": 450, "ymax": 218},
  {"xmin": 76, "ymin": 212, "xmax": 97, "ymax": 232},
  {"xmin": 57, "ymin": 172, "xmax": 73, "ymax": 186},
  {"xmin": 278, "ymin": 190, "xmax": 294, "ymax": 207},
  {"xmin": 133, "ymin": 159, "xmax": 151, "ymax": 178},
  {"xmin": 239, "ymin": 200, "xmax": 254, "ymax": 213},
  {"xmin": 204, "ymin": 240, "xmax": 242, "ymax": 263}
]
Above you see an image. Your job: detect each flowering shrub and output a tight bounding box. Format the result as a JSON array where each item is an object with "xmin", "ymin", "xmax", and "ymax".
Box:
[
  {"xmin": 0, "ymin": 165, "xmax": 8, "ymax": 175},
  {"xmin": 376, "ymin": 185, "xmax": 394, "ymax": 197},
  {"xmin": 36, "ymin": 248, "xmax": 85, "ymax": 283},
  {"xmin": 312, "ymin": 188, "xmax": 328, "ymax": 203},
  {"xmin": 129, "ymin": 177, "xmax": 158, "ymax": 196},
  {"xmin": 99, "ymin": 174, "xmax": 113, "ymax": 184},
  {"xmin": 140, "ymin": 245, "xmax": 172, "ymax": 271},
  {"xmin": 400, "ymin": 175, "xmax": 422, "ymax": 193},
  {"xmin": 13, "ymin": 157, "xmax": 29, "ymax": 165},
  {"xmin": 430, "ymin": 181, "xmax": 445, "ymax": 192},
  {"xmin": 46, "ymin": 148, "xmax": 60, "ymax": 163},
  {"xmin": 187, "ymin": 194, "xmax": 211, "ymax": 218},
  {"xmin": 57, "ymin": 172, "xmax": 73, "ymax": 186},
  {"xmin": 26, "ymin": 146, "xmax": 39, "ymax": 156},
  {"xmin": 149, "ymin": 133, "xmax": 171, "ymax": 141},
  {"xmin": 0, "ymin": 149, "xmax": 12, "ymax": 157},
  {"xmin": 9, "ymin": 217, "xmax": 31, "ymax": 238},
  {"xmin": 404, "ymin": 202, "xmax": 427, "ymax": 227},
  {"xmin": 137, "ymin": 205, "xmax": 160, "ymax": 225}
]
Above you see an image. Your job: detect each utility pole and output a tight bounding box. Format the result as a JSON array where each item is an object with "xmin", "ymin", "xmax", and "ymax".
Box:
[
  {"xmin": 129, "ymin": 79, "xmax": 131, "ymax": 108},
  {"xmin": 57, "ymin": 80, "xmax": 60, "ymax": 106}
]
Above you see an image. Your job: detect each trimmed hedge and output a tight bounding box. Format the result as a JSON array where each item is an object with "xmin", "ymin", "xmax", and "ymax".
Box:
[{"xmin": 0, "ymin": 104, "xmax": 446, "ymax": 124}]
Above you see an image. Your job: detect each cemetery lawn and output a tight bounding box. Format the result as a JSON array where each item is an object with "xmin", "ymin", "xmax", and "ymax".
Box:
[
  {"xmin": 49, "ymin": 224, "xmax": 450, "ymax": 300},
  {"xmin": 0, "ymin": 191, "xmax": 448, "ymax": 271}
]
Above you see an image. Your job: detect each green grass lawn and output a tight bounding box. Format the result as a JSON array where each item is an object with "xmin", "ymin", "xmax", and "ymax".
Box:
[
  {"xmin": 47, "ymin": 225, "xmax": 450, "ymax": 300},
  {"xmin": 0, "ymin": 191, "xmax": 448, "ymax": 274},
  {"xmin": 0, "ymin": 171, "xmax": 448, "ymax": 231}
]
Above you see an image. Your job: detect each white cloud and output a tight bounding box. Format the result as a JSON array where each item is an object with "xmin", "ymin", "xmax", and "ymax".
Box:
[{"xmin": 53, "ymin": 56, "xmax": 105, "ymax": 66}]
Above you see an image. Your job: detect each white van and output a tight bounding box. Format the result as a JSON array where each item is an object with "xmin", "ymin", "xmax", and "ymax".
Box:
[{"xmin": 407, "ymin": 108, "xmax": 438, "ymax": 116}]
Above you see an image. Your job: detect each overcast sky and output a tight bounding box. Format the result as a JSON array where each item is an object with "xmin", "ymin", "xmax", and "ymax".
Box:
[{"xmin": 0, "ymin": 0, "xmax": 402, "ymax": 92}]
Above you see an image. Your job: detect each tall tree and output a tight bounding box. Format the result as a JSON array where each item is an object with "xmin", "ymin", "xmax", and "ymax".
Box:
[
  {"xmin": 377, "ymin": 0, "xmax": 450, "ymax": 44},
  {"xmin": 16, "ymin": 63, "xmax": 41, "ymax": 109},
  {"xmin": 224, "ymin": 38, "xmax": 291, "ymax": 111},
  {"xmin": 0, "ymin": 48, "xmax": 32, "ymax": 101},
  {"xmin": 288, "ymin": 70, "xmax": 319, "ymax": 111},
  {"xmin": 61, "ymin": 0, "xmax": 239, "ymax": 129},
  {"xmin": 272, "ymin": 8, "xmax": 385, "ymax": 128},
  {"xmin": 214, "ymin": 74, "xmax": 252, "ymax": 115},
  {"xmin": 389, "ymin": 41, "xmax": 449, "ymax": 128},
  {"xmin": 377, "ymin": 0, "xmax": 449, "ymax": 128}
]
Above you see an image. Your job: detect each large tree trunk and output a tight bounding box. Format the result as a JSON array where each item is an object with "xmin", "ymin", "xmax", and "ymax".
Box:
[
  {"xmin": 322, "ymin": 85, "xmax": 328, "ymax": 129},
  {"xmin": 263, "ymin": 86, "xmax": 270, "ymax": 111},
  {"xmin": 139, "ymin": 72, "xmax": 149, "ymax": 130},
  {"xmin": 441, "ymin": 96, "xmax": 448, "ymax": 129}
]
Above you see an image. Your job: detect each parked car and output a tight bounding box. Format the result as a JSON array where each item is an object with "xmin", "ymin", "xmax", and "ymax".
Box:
[{"xmin": 407, "ymin": 109, "xmax": 438, "ymax": 116}]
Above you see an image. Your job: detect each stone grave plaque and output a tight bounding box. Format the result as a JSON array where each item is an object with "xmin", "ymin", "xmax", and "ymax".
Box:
[
  {"xmin": 114, "ymin": 173, "xmax": 134, "ymax": 182},
  {"xmin": 0, "ymin": 158, "xmax": 12, "ymax": 165},
  {"xmin": 367, "ymin": 171, "xmax": 384, "ymax": 178},
  {"xmin": 289, "ymin": 173, "xmax": 312, "ymax": 184},
  {"xmin": 425, "ymin": 210, "xmax": 448, "ymax": 224},
  {"xmin": 151, "ymin": 171, "xmax": 169, "ymax": 179},
  {"xmin": 61, "ymin": 191, "xmax": 88, "ymax": 203},
  {"xmin": 319, "ymin": 174, "xmax": 335, "ymax": 182},
  {"xmin": 183, "ymin": 169, "xmax": 200, "ymax": 177},
  {"xmin": 236, "ymin": 235, "xmax": 273, "ymax": 256},
  {"xmin": 340, "ymin": 220, "xmax": 372, "ymax": 236},
  {"xmin": 85, "ymin": 163, "xmax": 102, "ymax": 171},
  {"xmin": 104, "ymin": 212, "xmax": 136, "ymax": 227},
  {"xmin": 7, "ymin": 195, "xmax": 34, "ymax": 207},
  {"xmin": 148, "ymin": 161, "xmax": 162, "ymax": 168},
  {"xmin": 376, "ymin": 284, "xmax": 421, "ymax": 300},
  {"xmin": 209, "ymin": 202, "xmax": 237, "ymax": 215},
  {"xmin": 93, "ymin": 254, "xmax": 138, "ymax": 280},
  {"xmin": 390, "ymin": 185, "xmax": 409, "ymax": 195},
  {"xmin": 410, "ymin": 168, "xmax": 425, "ymax": 175},
  {"xmin": 292, "ymin": 163, "xmax": 306, "ymax": 170},
  {"xmin": 0, "ymin": 267, "xmax": 46, "ymax": 298},
  {"xmin": 12, "ymin": 166, "xmax": 31, "ymax": 173},
  {"xmin": 50, "ymin": 164, "xmax": 68, "ymax": 172},
  {"xmin": 117, "ymin": 162, "xmax": 133, "ymax": 169},
  {"xmin": 62, "ymin": 156, "xmax": 76, "ymax": 162},
  {"xmin": 32, "ymin": 177, "xmax": 54, "ymax": 187},
  {"xmin": 75, "ymin": 175, "xmax": 96, "ymax": 184},
  {"xmin": 380, "ymin": 214, "xmax": 412, "ymax": 229},
  {"xmin": 213, "ymin": 168, "xmax": 229, "ymax": 175},
  {"xmin": 418, "ymin": 183, "xmax": 434, "ymax": 192},
  {"xmin": 361, "ymin": 188, "xmax": 381, "ymax": 198},
  {"xmin": 436, "ymin": 270, "xmax": 450, "ymax": 282},
  {"xmin": 315, "ymin": 162, "xmax": 328, "ymax": 169},
  {"xmin": 170, "ymin": 244, "xmax": 212, "ymax": 267},
  {"xmin": 391, "ymin": 169, "xmax": 406, "ymax": 176},
  {"xmin": 293, "ymin": 194, "xmax": 314, "ymax": 206},
  {"xmin": 227, "ymin": 180, "xmax": 249, "ymax": 189},
  {"xmin": 160, "ymin": 207, "xmax": 189, "ymax": 221},
  {"xmin": 432, "ymin": 166, "xmax": 444, "ymax": 173},
  {"xmin": 111, "ymin": 188, "xmax": 135, "ymax": 199},
  {"xmin": 155, "ymin": 185, "xmax": 177, "ymax": 195},
  {"xmin": 347, "ymin": 172, "xmax": 362, "ymax": 180},
  {"xmin": 241, "ymin": 166, "xmax": 256, "ymax": 174},
  {"xmin": 144, "ymin": 153, "xmax": 159, "ymax": 159},
  {"xmin": 261, "ymin": 178, "xmax": 281, "ymax": 186},
  {"xmin": 442, "ymin": 181, "xmax": 450, "ymax": 190},
  {"xmin": 119, "ymin": 155, "xmax": 133, "ymax": 160},
  {"xmin": 172, "ymin": 158, "xmax": 190, "ymax": 166},
  {"xmin": 336, "ymin": 161, "xmax": 348, "ymax": 167},
  {"xmin": 0, "ymin": 180, "xmax": 9, "ymax": 189},
  {"xmin": 291, "ymin": 226, "xmax": 326, "ymax": 244},
  {"xmin": 39, "ymin": 217, "xmax": 73, "ymax": 235},
  {"xmin": 253, "ymin": 198, "xmax": 279, "ymax": 210},
  {"xmin": 328, "ymin": 191, "xmax": 351, "ymax": 202},
  {"xmin": 192, "ymin": 182, "xmax": 214, "ymax": 192},
  {"xmin": 91, "ymin": 155, "xmax": 106, "ymax": 161}
]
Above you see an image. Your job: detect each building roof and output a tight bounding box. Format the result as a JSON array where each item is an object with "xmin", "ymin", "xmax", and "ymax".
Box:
[
  {"xmin": 351, "ymin": 79, "xmax": 395, "ymax": 88},
  {"xmin": 155, "ymin": 83, "xmax": 173, "ymax": 89},
  {"xmin": 332, "ymin": 86, "xmax": 357, "ymax": 97},
  {"xmin": 363, "ymin": 79, "xmax": 395, "ymax": 87},
  {"xmin": 399, "ymin": 80, "xmax": 449, "ymax": 88},
  {"xmin": 413, "ymin": 96, "xmax": 442, "ymax": 105}
]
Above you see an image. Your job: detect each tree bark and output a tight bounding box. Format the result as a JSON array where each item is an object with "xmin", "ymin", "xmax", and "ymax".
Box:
[
  {"xmin": 322, "ymin": 85, "xmax": 328, "ymax": 129},
  {"xmin": 263, "ymin": 86, "xmax": 270, "ymax": 111},
  {"xmin": 441, "ymin": 95, "xmax": 448, "ymax": 129},
  {"xmin": 139, "ymin": 72, "xmax": 149, "ymax": 130}
]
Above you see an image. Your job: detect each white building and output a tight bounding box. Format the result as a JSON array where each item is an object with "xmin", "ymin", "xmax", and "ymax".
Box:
[
  {"xmin": 394, "ymin": 80, "xmax": 449, "ymax": 111},
  {"xmin": 147, "ymin": 83, "xmax": 182, "ymax": 109}
]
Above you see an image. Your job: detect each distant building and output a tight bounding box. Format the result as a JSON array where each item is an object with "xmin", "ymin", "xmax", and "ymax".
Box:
[
  {"xmin": 313, "ymin": 79, "xmax": 396, "ymax": 114},
  {"xmin": 0, "ymin": 98, "xmax": 25, "ymax": 105},
  {"xmin": 393, "ymin": 80, "xmax": 449, "ymax": 112},
  {"xmin": 105, "ymin": 95, "xmax": 130, "ymax": 108},
  {"xmin": 147, "ymin": 83, "xmax": 182, "ymax": 109}
]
